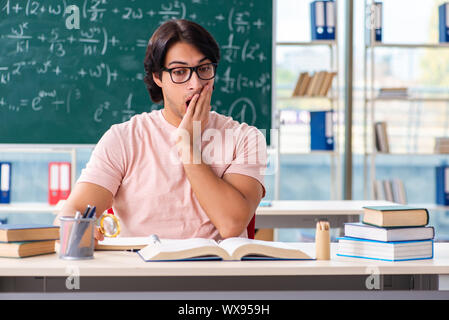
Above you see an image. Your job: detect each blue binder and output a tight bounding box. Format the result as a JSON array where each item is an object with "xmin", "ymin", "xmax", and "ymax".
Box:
[
  {"xmin": 436, "ymin": 164, "xmax": 449, "ymax": 205},
  {"xmin": 374, "ymin": 2, "xmax": 382, "ymax": 42},
  {"xmin": 310, "ymin": 110, "xmax": 334, "ymax": 151},
  {"xmin": 0, "ymin": 162, "xmax": 11, "ymax": 204},
  {"xmin": 310, "ymin": 1, "xmax": 336, "ymax": 41},
  {"xmin": 439, "ymin": 3, "xmax": 449, "ymax": 43}
]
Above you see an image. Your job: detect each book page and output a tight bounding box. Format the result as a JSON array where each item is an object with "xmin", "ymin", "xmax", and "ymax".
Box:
[
  {"xmin": 153, "ymin": 238, "xmax": 218, "ymax": 252},
  {"xmin": 218, "ymin": 237, "xmax": 298, "ymax": 256},
  {"xmin": 138, "ymin": 238, "xmax": 228, "ymax": 261}
]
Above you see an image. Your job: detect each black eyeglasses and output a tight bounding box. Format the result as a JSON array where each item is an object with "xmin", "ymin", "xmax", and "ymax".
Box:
[{"xmin": 162, "ymin": 63, "xmax": 217, "ymax": 84}]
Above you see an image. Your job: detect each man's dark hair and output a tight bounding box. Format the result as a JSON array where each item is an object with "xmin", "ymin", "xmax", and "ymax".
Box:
[{"xmin": 143, "ymin": 19, "xmax": 220, "ymax": 103}]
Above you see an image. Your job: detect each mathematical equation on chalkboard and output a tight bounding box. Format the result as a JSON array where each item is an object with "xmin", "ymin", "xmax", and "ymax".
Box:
[{"xmin": 0, "ymin": 0, "xmax": 272, "ymax": 143}]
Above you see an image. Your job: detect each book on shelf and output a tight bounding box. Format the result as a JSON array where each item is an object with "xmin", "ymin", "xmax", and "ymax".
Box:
[
  {"xmin": 292, "ymin": 72, "xmax": 307, "ymax": 97},
  {"xmin": 436, "ymin": 163, "xmax": 449, "ymax": 205},
  {"xmin": 439, "ymin": 3, "xmax": 449, "ymax": 43},
  {"xmin": 373, "ymin": 179, "xmax": 406, "ymax": 204},
  {"xmin": 374, "ymin": 121, "xmax": 389, "ymax": 153},
  {"xmin": 312, "ymin": 71, "xmax": 327, "ymax": 96},
  {"xmin": 318, "ymin": 71, "xmax": 337, "ymax": 96},
  {"xmin": 292, "ymin": 71, "xmax": 336, "ymax": 97},
  {"xmin": 310, "ymin": 110, "xmax": 334, "ymax": 151},
  {"xmin": 337, "ymin": 237, "xmax": 433, "ymax": 261},
  {"xmin": 343, "ymin": 223, "xmax": 435, "ymax": 242},
  {"xmin": 298, "ymin": 72, "xmax": 311, "ymax": 96},
  {"xmin": 0, "ymin": 240, "xmax": 56, "ymax": 258},
  {"xmin": 377, "ymin": 87, "xmax": 408, "ymax": 99},
  {"xmin": 138, "ymin": 237, "xmax": 313, "ymax": 262},
  {"xmin": 0, "ymin": 224, "xmax": 60, "ymax": 242},
  {"xmin": 434, "ymin": 137, "xmax": 449, "ymax": 154},
  {"xmin": 362, "ymin": 205, "xmax": 429, "ymax": 228},
  {"xmin": 305, "ymin": 72, "xmax": 320, "ymax": 96}
]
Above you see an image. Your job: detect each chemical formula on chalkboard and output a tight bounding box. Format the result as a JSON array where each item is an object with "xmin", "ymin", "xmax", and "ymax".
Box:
[{"xmin": 0, "ymin": 0, "xmax": 272, "ymax": 144}]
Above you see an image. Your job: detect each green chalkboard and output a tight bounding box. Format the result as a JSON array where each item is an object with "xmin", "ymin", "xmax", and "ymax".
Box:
[{"xmin": 0, "ymin": 0, "xmax": 272, "ymax": 144}]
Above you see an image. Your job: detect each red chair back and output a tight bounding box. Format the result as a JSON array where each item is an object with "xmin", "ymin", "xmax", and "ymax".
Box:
[{"xmin": 247, "ymin": 214, "xmax": 256, "ymax": 239}]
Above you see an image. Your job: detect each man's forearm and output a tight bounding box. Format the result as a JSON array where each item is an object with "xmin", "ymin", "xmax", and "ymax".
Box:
[{"xmin": 182, "ymin": 152, "xmax": 253, "ymax": 238}]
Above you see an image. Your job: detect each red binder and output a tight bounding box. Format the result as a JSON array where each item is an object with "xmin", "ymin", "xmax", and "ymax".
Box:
[
  {"xmin": 48, "ymin": 162, "xmax": 71, "ymax": 205},
  {"xmin": 59, "ymin": 162, "xmax": 71, "ymax": 201}
]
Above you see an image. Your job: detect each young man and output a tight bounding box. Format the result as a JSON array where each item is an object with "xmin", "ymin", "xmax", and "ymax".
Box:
[{"xmin": 55, "ymin": 19, "xmax": 267, "ymax": 241}]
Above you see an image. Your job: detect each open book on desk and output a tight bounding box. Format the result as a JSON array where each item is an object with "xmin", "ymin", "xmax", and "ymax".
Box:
[{"xmin": 137, "ymin": 237, "xmax": 314, "ymax": 261}]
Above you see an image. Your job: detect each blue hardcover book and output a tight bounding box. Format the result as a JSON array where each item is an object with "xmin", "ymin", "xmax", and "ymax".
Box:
[
  {"xmin": 344, "ymin": 222, "xmax": 435, "ymax": 242},
  {"xmin": 436, "ymin": 164, "xmax": 449, "ymax": 205},
  {"xmin": 0, "ymin": 162, "xmax": 11, "ymax": 204},
  {"xmin": 337, "ymin": 237, "xmax": 434, "ymax": 262},
  {"xmin": 310, "ymin": 110, "xmax": 334, "ymax": 151},
  {"xmin": 439, "ymin": 3, "xmax": 449, "ymax": 43}
]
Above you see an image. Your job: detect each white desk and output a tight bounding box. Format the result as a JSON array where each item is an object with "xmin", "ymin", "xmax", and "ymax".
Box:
[
  {"xmin": 1, "ymin": 243, "xmax": 448, "ymax": 299},
  {"xmin": 0, "ymin": 202, "xmax": 61, "ymax": 214},
  {"xmin": 255, "ymin": 200, "xmax": 396, "ymax": 228}
]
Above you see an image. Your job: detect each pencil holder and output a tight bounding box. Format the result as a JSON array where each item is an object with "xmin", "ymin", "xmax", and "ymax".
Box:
[
  {"xmin": 315, "ymin": 220, "xmax": 331, "ymax": 260},
  {"xmin": 59, "ymin": 216, "xmax": 95, "ymax": 260}
]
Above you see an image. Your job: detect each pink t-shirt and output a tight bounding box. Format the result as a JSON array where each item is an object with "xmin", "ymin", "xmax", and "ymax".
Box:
[{"xmin": 78, "ymin": 110, "xmax": 267, "ymax": 241}]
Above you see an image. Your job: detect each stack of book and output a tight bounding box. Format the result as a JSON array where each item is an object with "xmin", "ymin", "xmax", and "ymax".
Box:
[
  {"xmin": 434, "ymin": 137, "xmax": 449, "ymax": 154},
  {"xmin": 0, "ymin": 224, "xmax": 59, "ymax": 258},
  {"xmin": 337, "ymin": 205, "xmax": 434, "ymax": 261},
  {"xmin": 292, "ymin": 71, "xmax": 337, "ymax": 97},
  {"xmin": 377, "ymin": 87, "xmax": 409, "ymax": 99}
]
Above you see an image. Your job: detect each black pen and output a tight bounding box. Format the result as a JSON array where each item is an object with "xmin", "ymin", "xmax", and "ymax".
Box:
[
  {"xmin": 82, "ymin": 205, "xmax": 91, "ymax": 218},
  {"xmin": 87, "ymin": 206, "xmax": 96, "ymax": 219}
]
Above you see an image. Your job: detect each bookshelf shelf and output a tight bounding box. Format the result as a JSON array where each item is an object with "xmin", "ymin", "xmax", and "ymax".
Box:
[
  {"xmin": 277, "ymin": 96, "xmax": 334, "ymax": 101},
  {"xmin": 366, "ymin": 97, "xmax": 449, "ymax": 102},
  {"xmin": 362, "ymin": 0, "xmax": 449, "ymax": 202},
  {"xmin": 0, "ymin": 202, "xmax": 60, "ymax": 214},
  {"xmin": 277, "ymin": 41, "xmax": 337, "ymax": 47},
  {"xmin": 367, "ymin": 43, "xmax": 449, "ymax": 49},
  {"xmin": 274, "ymin": 1, "xmax": 341, "ymax": 200}
]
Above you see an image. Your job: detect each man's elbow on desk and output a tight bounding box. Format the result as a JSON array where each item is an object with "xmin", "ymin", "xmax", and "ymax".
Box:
[
  {"xmin": 213, "ymin": 208, "xmax": 253, "ymax": 239},
  {"xmin": 217, "ymin": 223, "xmax": 247, "ymax": 239}
]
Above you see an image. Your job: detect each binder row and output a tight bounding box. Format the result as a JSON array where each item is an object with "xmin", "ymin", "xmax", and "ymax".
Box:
[
  {"xmin": 310, "ymin": 0, "xmax": 336, "ymax": 41},
  {"xmin": 48, "ymin": 162, "xmax": 71, "ymax": 205}
]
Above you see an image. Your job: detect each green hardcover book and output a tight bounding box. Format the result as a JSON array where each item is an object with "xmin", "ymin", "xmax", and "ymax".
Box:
[{"xmin": 361, "ymin": 205, "xmax": 429, "ymax": 228}]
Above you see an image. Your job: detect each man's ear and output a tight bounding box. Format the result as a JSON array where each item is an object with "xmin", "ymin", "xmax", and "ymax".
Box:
[{"xmin": 152, "ymin": 72, "xmax": 163, "ymax": 87}]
